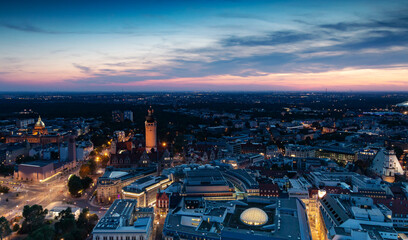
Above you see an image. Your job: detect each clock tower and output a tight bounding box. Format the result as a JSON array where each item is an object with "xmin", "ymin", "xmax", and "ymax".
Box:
[{"xmin": 145, "ymin": 107, "xmax": 157, "ymax": 152}]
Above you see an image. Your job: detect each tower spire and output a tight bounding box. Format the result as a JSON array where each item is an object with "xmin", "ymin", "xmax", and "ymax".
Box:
[{"xmin": 145, "ymin": 106, "xmax": 157, "ymax": 152}]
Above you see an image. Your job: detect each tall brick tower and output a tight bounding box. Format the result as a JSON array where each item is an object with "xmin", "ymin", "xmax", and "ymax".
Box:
[{"xmin": 145, "ymin": 106, "xmax": 157, "ymax": 152}]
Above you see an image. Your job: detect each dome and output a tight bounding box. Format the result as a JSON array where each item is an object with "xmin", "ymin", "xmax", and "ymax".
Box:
[
  {"xmin": 34, "ymin": 116, "xmax": 45, "ymax": 128},
  {"xmin": 240, "ymin": 207, "xmax": 268, "ymax": 226}
]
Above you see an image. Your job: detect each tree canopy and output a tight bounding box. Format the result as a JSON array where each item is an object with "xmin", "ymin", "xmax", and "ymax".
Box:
[
  {"xmin": 68, "ymin": 175, "xmax": 94, "ymax": 197},
  {"xmin": 0, "ymin": 217, "xmax": 11, "ymax": 240},
  {"xmin": 20, "ymin": 205, "xmax": 48, "ymax": 234}
]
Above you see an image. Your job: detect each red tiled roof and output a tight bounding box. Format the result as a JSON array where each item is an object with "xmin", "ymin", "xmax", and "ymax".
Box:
[
  {"xmin": 323, "ymin": 186, "xmax": 350, "ymax": 195},
  {"xmin": 375, "ymin": 199, "xmax": 408, "ymax": 215}
]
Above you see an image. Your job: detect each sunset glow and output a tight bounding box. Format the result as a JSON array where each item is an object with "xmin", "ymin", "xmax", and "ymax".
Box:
[{"xmin": 1, "ymin": 0, "xmax": 407, "ymax": 91}]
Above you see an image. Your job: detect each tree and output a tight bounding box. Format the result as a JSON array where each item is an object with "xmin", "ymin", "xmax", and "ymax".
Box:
[
  {"xmin": 81, "ymin": 177, "xmax": 93, "ymax": 190},
  {"xmin": 20, "ymin": 205, "xmax": 48, "ymax": 234},
  {"xmin": 0, "ymin": 186, "xmax": 9, "ymax": 194},
  {"xmin": 0, "ymin": 217, "xmax": 11, "ymax": 240},
  {"xmin": 25, "ymin": 225, "xmax": 55, "ymax": 240},
  {"xmin": 100, "ymin": 155, "xmax": 110, "ymax": 168},
  {"xmin": 311, "ymin": 121, "xmax": 321, "ymax": 129},
  {"xmin": 0, "ymin": 164, "xmax": 13, "ymax": 176},
  {"xmin": 15, "ymin": 155, "xmax": 39, "ymax": 164},
  {"xmin": 89, "ymin": 150, "xmax": 96, "ymax": 157},
  {"xmin": 226, "ymin": 120, "xmax": 233, "ymax": 126},
  {"xmin": 12, "ymin": 223, "xmax": 19, "ymax": 232},
  {"xmin": 68, "ymin": 175, "xmax": 83, "ymax": 197},
  {"xmin": 76, "ymin": 209, "xmax": 99, "ymax": 239},
  {"xmin": 54, "ymin": 208, "xmax": 77, "ymax": 239},
  {"xmin": 50, "ymin": 151, "xmax": 59, "ymax": 160},
  {"xmin": 88, "ymin": 159, "xmax": 97, "ymax": 174},
  {"xmin": 79, "ymin": 164, "xmax": 91, "ymax": 178},
  {"xmin": 394, "ymin": 146, "xmax": 404, "ymax": 159},
  {"xmin": 53, "ymin": 208, "xmax": 99, "ymax": 240}
]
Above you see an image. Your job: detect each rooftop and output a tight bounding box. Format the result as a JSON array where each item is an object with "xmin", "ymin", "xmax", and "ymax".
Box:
[{"xmin": 240, "ymin": 208, "xmax": 268, "ymax": 226}]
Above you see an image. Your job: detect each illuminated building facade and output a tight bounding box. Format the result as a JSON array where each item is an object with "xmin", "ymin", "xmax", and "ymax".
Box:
[
  {"xmin": 32, "ymin": 116, "xmax": 48, "ymax": 135},
  {"xmin": 145, "ymin": 107, "xmax": 157, "ymax": 152},
  {"xmin": 96, "ymin": 167, "xmax": 156, "ymax": 204},
  {"xmin": 121, "ymin": 174, "xmax": 173, "ymax": 207},
  {"xmin": 6, "ymin": 116, "xmax": 61, "ymax": 144}
]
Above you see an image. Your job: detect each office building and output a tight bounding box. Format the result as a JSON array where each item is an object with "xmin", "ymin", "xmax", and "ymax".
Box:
[
  {"xmin": 122, "ymin": 174, "xmax": 173, "ymax": 207},
  {"xmin": 92, "ymin": 199, "xmax": 153, "ymax": 240}
]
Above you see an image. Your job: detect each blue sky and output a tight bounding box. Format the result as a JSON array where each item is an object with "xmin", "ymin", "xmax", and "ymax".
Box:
[{"xmin": 1, "ymin": 0, "xmax": 408, "ymax": 91}]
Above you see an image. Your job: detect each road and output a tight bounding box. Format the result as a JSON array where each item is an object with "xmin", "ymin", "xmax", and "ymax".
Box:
[
  {"xmin": 152, "ymin": 213, "xmax": 166, "ymax": 240},
  {"xmin": 0, "ymin": 164, "xmax": 106, "ymax": 220}
]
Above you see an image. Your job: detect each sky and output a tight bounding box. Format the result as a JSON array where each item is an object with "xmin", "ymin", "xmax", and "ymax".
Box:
[{"xmin": 0, "ymin": 0, "xmax": 408, "ymax": 92}]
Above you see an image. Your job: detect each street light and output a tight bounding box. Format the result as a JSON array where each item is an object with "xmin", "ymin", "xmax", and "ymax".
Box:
[{"xmin": 162, "ymin": 142, "xmax": 167, "ymax": 147}]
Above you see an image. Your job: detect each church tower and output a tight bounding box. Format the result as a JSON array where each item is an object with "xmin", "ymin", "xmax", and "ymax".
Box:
[{"xmin": 145, "ymin": 107, "xmax": 157, "ymax": 152}]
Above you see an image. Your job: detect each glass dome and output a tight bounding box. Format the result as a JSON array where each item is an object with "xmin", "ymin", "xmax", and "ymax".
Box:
[{"xmin": 240, "ymin": 207, "xmax": 268, "ymax": 226}]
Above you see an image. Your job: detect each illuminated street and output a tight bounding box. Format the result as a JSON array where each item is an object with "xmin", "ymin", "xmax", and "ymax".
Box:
[{"xmin": 0, "ymin": 165, "xmax": 105, "ymax": 220}]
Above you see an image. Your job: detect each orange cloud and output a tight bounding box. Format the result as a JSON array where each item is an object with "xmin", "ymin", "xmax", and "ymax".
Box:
[
  {"xmin": 112, "ymin": 66, "xmax": 408, "ymax": 91},
  {"xmin": 2, "ymin": 66, "xmax": 408, "ymax": 91}
]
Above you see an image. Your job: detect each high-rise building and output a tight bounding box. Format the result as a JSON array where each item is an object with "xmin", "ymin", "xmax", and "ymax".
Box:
[
  {"xmin": 112, "ymin": 110, "xmax": 124, "ymax": 122},
  {"xmin": 16, "ymin": 118, "xmax": 35, "ymax": 128},
  {"xmin": 68, "ymin": 135, "xmax": 76, "ymax": 162},
  {"xmin": 124, "ymin": 110, "xmax": 133, "ymax": 122},
  {"xmin": 114, "ymin": 130, "xmax": 126, "ymax": 142},
  {"xmin": 145, "ymin": 107, "xmax": 157, "ymax": 152},
  {"xmin": 227, "ymin": 141, "xmax": 241, "ymax": 156}
]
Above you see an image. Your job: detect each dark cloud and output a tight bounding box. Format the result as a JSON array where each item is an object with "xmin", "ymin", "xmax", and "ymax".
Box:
[
  {"xmin": 68, "ymin": 74, "xmax": 166, "ymax": 84},
  {"xmin": 319, "ymin": 13, "xmax": 408, "ymax": 32},
  {"xmin": 73, "ymin": 63, "xmax": 91, "ymax": 73},
  {"xmin": 1, "ymin": 23, "xmax": 58, "ymax": 34},
  {"xmin": 0, "ymin": 22, "xmax": 136, "ymax": 35},
  {"xmin": 148, "ymin": 52, "xmax": 297, "ymax": 79},
  {"xmin": 104, "ymin": 62, "xmax": 133, "ymax": 67},
  {"xmin": 217, "ymin": 12, "xmax": 270, "ymax": 22},
  {"xmin": 319, "ymin": 22, "xmax": 367, "ymax": 31},
  {"xmin": 221, "ymin": 31, "xmax": 313, "ymax": 47},
  {"xmin": 297, "ymin": 49, "xmax": 408, "ymax": 70},
  {"xmin": 336, "ymin": 30, "xmax": 408, "ymax": 50}
]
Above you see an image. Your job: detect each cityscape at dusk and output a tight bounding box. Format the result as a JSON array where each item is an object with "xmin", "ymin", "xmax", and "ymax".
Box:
[{"xmin": 2, "ymin": 1, "xmax": 408, "ymax": 240}]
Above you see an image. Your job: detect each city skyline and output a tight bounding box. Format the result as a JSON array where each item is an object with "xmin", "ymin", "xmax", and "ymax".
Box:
[{"xmin": 1, "ymin": 0, "xmax": 408, "ymax": 91}]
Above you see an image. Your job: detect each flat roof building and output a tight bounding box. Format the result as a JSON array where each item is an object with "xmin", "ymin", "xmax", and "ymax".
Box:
[
  {"xmin": 319, "ymin": 194, "xmax": 398, "ymax": 240},
  {"xmin": 92, "ymin": 199, "xmax": 153, "ymax": 240},
  {"xmin": 122, "ymin": 175, "xmax": 173, "ymax": 207},
  {"xmin": 163, "ymin": 197, "xmax": 311, "ymax": 240},
  {"xmin": 183, "ymin": 169, "xmax": 234, "ymax": 199}
]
